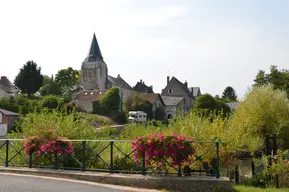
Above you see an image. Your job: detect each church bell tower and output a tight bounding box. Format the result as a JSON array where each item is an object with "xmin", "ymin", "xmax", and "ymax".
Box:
[{"xmin": 80, "ymin": 33, "xmax": 108, "ymax": 90}]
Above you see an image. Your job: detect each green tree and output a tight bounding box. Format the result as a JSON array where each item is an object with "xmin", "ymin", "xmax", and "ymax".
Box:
[
  {"xmin": 194, "ymin": 94, "xmax": 230, "ymax": 117},
  {"xmin": 40, "ymin": 75, "xmax": 62, "ymax": 96},
  {"xmin": 99, "ymin": 87, "xmax": 120, "ymax": 115},
  {"xmin": 222, "ymin": 86, "xmax": 238, "ymax": 101},
  {"xmin": 253, "ymin": 65, "xmax": 289, "ymax": 97},
  {"xmin": 14, "ymin": 61, "xmax": 43, "ymax": 96},
  {"xmin": 154, "ymin": 107, "xmax": 165, "ymax": 121},
  {"xmin": 55, "ymin": 67, "xmax": 79, "ymax": 94},
  {"xmin": 230, "ymin": 84, "xmax": 289, "ymax": 149}
]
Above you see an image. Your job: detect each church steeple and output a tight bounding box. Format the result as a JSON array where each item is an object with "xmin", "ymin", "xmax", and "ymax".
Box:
[{"xmin": 83, "ymin": 33, "xmax": 103, "ymax": 63}]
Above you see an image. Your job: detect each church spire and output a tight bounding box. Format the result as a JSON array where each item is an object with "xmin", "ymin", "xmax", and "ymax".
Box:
[{"xmin": 83, "ymin": 33, "xmax": 103, "ymax": 62}]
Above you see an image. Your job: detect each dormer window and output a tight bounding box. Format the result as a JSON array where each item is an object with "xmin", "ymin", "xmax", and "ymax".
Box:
[{"xmin": 168, "ymin": 89, "xmax": 173, "ymax": 93}]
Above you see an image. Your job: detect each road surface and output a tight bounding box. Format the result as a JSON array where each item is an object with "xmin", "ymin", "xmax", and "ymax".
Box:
[{"xmin": 0, "ymin": 173, "xmax": 154, "ymax": 192}]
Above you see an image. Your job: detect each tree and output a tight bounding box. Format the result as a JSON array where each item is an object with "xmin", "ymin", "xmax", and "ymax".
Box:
[
  {"xmin": 14, "ymin": 60, "xmax": 43, "ymax": 95},
  {"xmin": 230, "ymin": 85, "xmax": 289, "ymax": 149},
  {"xmin": 40, "ymin": 75, "xmax": 61, "ymax": 96},
  {"xmin": 55, "ymin": 67, "xmax": 79, "ymax": 94},
  {"xmin": 194, "ymin": 94, "xmax": 231, "ymax": 117},
  {"xmin": 99, "ymin": 87, "xmax": 120, "ymax": 115},
  {"xmin": 253, "ymin": 65, "xmax": 289, "ymax": 97},
  {"xmin": 222, "ymin": 86, "xmax": 238, "ymax": 101}
]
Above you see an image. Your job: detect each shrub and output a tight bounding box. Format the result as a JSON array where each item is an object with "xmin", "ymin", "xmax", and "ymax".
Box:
[
  {"xmin": 99, "ymin": 87, "xmax": 120, "ymax": 115},
  {"xmin": 24, "ymin": 129, "xmax": 74, "ymax": 157},
  {"xmin": 0, "ymin": 102, "xmax": 19, "ymax": 113},
  {"xmin": 41, "ymin": 95, "xmax": 63, "ymax": 109},
  {"xmin": 132, "ymin": 133, "xmax": 195, "ymax": 170},
  {"xmin": 112, "ymin": 111, "xmax": 127, "ymax": 124}
]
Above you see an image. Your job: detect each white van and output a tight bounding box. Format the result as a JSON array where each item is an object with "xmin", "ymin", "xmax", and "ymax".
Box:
[{"xmin": 128, "ymin": 111, "xmax": 147, "ymax": 123}]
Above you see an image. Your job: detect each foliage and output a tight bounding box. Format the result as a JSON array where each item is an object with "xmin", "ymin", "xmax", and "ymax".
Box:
[
  {"xmin": 112, "ymin": 111, "xmax": 127, "ymax": 124},
  {"xmin": 230, "ymin": 85, "xmax": 289, "ymax": 149},
  {"xmin": 55, "ymin": 67, "xmax": 79, "ymax": 95},
  {"xmin": 99, "ymin": 87, "xmax": 120, "ymax": 115},
  {"xmin": 123, "ymin": 91, "xmax": 138, "ymax": 112},
  {"xmin": 10, "ymin": 110, "xmax": 101, "ymax": 140},
  {"xmin": 24, "ymin": 129, "xmax": 74, "ymax": 156},
  {"xmin": 194, "ymin": 94, "xmax": 231, "ymax": 117},
  {"xmin": 132, "ymin": 133, "xmax": 195, "ymax": 169},
  {"xmin": 233, "ymin": 185, "xmax": 289, "ymax": 192},
  {"xmin": 40, "ymin": 75, "xmax": 62, "ymax": 96},
  {"xmin": 222, "ymin": 86, "xmax": 238, "ymax": 101},
  {"xmin": 40, "ymin": 95, "xmax": 63, "ymax": 109},
  {"xmin": 14, "ymin": 60, "xmax": 43, "ymax": 95},
  {"xmin": 253, "ymin": 65, "xmax": 289, "ymax": 97},
  {"xmin": 132, "ymin": 100, "xmax": 153, "ymax": 119}
]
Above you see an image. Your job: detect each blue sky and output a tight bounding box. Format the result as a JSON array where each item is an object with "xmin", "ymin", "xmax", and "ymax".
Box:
[{"xmin": 0, "ymin": 0, "xmax": 289, "ymax": 99}]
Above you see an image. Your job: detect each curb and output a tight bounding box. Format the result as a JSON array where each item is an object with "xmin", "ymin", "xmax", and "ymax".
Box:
[{"xmin": 0, "ymin": 167, "xmax": 232, "ymax": 192}]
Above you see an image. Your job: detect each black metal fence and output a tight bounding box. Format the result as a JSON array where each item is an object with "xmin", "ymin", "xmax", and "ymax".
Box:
[{"xmin": 0, "ymin": 139, "xmax": 221, "ymax": 178}]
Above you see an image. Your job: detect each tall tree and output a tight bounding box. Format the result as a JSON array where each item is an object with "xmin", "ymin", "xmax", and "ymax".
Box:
[
  {"xmin": 14, "ymin": 60, "xmax": 43, "ymax": 95},
  {"xmin": 253, "ymin": 65, "xmax": 289, "ymax": 97},
  {"xmin": 55, "ymin": 67, "xmax": 79, "ymax": 94},
  {"xmin": 222, "ymin": 86, "xmax": 238, "ymax": 101}
]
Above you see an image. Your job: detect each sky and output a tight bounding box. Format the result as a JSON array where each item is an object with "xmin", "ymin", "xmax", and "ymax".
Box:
[{"xmin": 1, "ymin": 0, "xmax": 289, "ymax": 99}]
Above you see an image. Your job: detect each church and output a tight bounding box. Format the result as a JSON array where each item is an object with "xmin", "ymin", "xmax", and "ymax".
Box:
[{"xmin": 73, "ymin": 34, "xmax": 132, "ymax": 113}]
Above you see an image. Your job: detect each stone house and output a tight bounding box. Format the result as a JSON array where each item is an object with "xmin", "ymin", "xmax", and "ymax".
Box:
[
  {"xmin": 74, "ymin": 90, "xmax": 107, "ymax": 113},
  {"xmin": 189, "ymin": 87, "xmax": 202, "ymax": 98},
  {"xmin": 0, "ymin": 108, "xmax": 19, "ymax": 133},
  {"xmin": 133, "ymin": 80, "xmax": 154, "ymax": 93},
  {"xmin": 141, "ymin": 93, "xmax": 165, "ymax": 119},
  {"xmin": 161, "ymin": 96, "xmax": 185, "ymax": 119},
  {"xmin": 161, "ymin": 76, "xmax": 195, "ymax": 112},
  {"xmin": 0, "ymin": 76, "xmax": 20, "ymax": 99}
]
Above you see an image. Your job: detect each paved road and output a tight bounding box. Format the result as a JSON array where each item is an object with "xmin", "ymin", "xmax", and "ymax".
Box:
[{"xmin": 0, "ymin": 174, "xmax": 142, "ymax": 192}]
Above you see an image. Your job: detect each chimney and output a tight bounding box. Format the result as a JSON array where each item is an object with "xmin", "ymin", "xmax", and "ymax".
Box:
[
  {"xmin": 167, "ymin": 76, "xmax": 170, "ymax": 85},
  {"xmin": 149, "ymin": 86, "xmax": 153, "ymax": 92},
  {"xmin": 143, "ymin": 81, "xmax": 145, "ymax": 85},
  {"xmin": 140, "ymin": 79, "xmax": 142, "ymax": 84},
  {"xmin": 0, "ymin": 76, "xmax": 9, "ymax": 85},
  {"xmin": 184, "ymin": 80, "xmax": 188, "ymax": 88}
]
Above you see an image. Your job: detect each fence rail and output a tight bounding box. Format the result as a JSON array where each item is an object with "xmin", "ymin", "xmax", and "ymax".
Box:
[{"xmin": 0, "ymin": 139, "xmax": 220, "ymax": 178}]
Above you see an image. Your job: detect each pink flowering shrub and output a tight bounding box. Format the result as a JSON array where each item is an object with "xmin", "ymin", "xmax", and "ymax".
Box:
[
  {"xmin": 132, "ymin": 133, "xmax": 195, "ymax": 169},
  {"xmin": 23, "ymin": 129, "xmax": 74, "ymax": 156}
]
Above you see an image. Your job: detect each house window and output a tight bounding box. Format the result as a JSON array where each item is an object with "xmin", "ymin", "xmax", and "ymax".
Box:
[{"xmin": 168, "ymin": 89, "xmax": 173, "ymax": 93}]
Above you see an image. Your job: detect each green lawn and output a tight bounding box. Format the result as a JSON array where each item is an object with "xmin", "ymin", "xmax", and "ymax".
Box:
[{"xmin": 234, "ymin": 186, "xmax": 289, "ymax": 192}]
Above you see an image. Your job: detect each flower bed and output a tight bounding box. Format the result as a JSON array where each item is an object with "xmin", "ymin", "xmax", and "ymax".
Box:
[
  {"xmin": 23, "ymin": 129, "xmax": 74, "ymax": 156},
  {"xmin": 132, "ymin": 133, "xmax": 195, "ymax": 170}
]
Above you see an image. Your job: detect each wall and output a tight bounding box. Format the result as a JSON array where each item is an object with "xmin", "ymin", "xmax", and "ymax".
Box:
[
  {"xmin": 164, "ymin": 105, "xmax": 177, "ymax": 119},
  {"xmin": 81, "ymin": 62, "xmax": 107, "ymax": 90},
  {"xmin": 0, "ymin": 89, "xmax": 8, "ymax": 99}
]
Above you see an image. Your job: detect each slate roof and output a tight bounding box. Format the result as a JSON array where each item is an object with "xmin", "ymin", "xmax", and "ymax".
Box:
[
  {"xmin": 0, "ymin": 108, "xmax": 18, "ymax": 116},
  {"xmin": 0, "ymin": 76, "xmax": 20, "ymax": 93},
  {"xmin": 107, "ymin": 75, "xmax": 132, "ymax": 90},
  {"xmin": 83, "ymin": 33, "xmax": 103, "ymax": 63},
  {"xmin": 188, "ymin": 87, "xmax": 201, "ymax": 97},
  {"xmin": 161, "ymin": 96, "xmax": 184, "ymax": 106},
  {"xmin": 133, "ymin": 81, "xmax": 154, "ymax": 93},
  {"xmin": 74, "ymin": 90, "xmax": 107, "ymax": 101},
  {"xmin": 142, "ymin": 93, "xmax": 164, "ymax": 105}
]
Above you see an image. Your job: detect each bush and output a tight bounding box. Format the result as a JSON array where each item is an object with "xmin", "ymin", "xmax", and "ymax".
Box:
[
  {"xmin": 41, "ymin": 95, "xmax": 63, "ymax": 109},
  {"xmin": 112, "ymin": 111, "xmax": 127, "ymax": 124},
  {"xmin": 99, "ymin": 87, "xmax": 120, "ymax": 115},
  {"xmin": 92, "ymin": 101, "xmax": 102, "ymax": 114},
  {"xmin": 132, "ymin": 133, "xmax": 195, "ymax": 169},
  {"xmin": 0, "ymin": 102, "xmax": 19, "ymax": 113}
]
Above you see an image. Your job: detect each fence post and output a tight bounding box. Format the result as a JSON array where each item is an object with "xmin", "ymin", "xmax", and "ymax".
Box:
[
  {"xmin": 82, "ymin": 141, "xmax": 86, "ymax": 172},
  {"xmin": 235, "ymin": 164, "xmax": 239, "ymax": 184},
  {"xmin": 216, "ymin": 141, "xmax": 220, "ymax": 179},
  {"xmin": 29, "ymin": 150, "xmax": 33, "ymax": 168},
  {"xmin": 141, "ymin": 150, "xmax": 146, "ymax": 175},
  {"xmin": 110, "ymin": 141, "xmax": 114, "ymax": 173},
  {"xmin": 5, "ymin": 140, "xmax": 9, "ymax": 167},
  {"xmin": 54, "ymin": 141, "xmax": 59, "ymax": 170},
  {"xmin": 177, "ymin": 152, "xmax": 182, "ymax": 177}
]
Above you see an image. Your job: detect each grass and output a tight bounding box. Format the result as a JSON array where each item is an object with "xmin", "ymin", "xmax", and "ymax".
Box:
[
  {"xmin": 77, "ymin": 112, "xmax": 114, "ymax": 127},
  {"xmin": 233, "ymin": 185, "xmax": 289, "ymax": 192}
]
